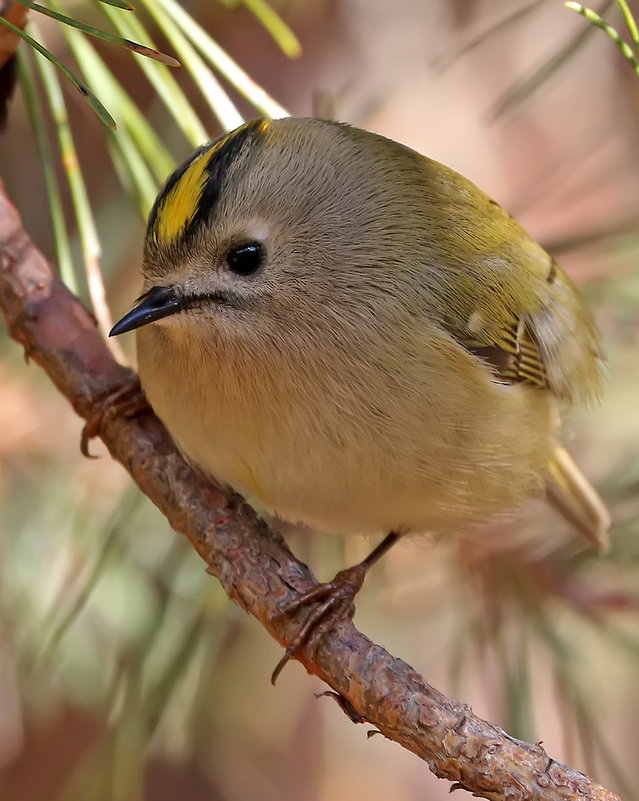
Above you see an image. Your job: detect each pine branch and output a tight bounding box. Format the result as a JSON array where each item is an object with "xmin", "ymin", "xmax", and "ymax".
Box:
[{"xmin": 0, "ymin": 181, "xmax": 622, "ymax": 801}]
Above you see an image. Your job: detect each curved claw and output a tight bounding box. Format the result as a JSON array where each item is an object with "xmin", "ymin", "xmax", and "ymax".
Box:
[
  {"xmin": 81, "ymin": 381, "xmax": 149, "ymax": 457},
  {"xmin": 271, "ymin": 563, "xmax": 367, "ymax": 684}
]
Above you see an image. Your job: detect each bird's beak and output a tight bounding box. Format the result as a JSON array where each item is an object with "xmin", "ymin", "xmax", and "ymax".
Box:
[{"xmin": 109, "ymin": 286, "xmax": 183, "ymax": 336}]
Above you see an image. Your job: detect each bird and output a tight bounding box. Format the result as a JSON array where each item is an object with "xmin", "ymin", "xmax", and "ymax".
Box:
[{"xmin": 110, "ymin": 116, "xmax": 610, "ymax": 680}]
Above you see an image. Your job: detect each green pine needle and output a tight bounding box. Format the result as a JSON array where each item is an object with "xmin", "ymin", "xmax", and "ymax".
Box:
[
  {"xmin": 139, "ymin": 0, "xmax": 244, "ymax": 131},
  {"xmin": 10, "ymin": 0, "xmax": 180, "ymax": 65},
  {"xmin": 100, "ymin": 2, "xmax": 208, "ymax": 146},
  {"xmin": 615, "ymin": 0, "xmax": 639, "ymax": 48},
  {"xmin": 0, "ymin": 14, "xmax": 117, "ymax": 129},
  {"xmin": 240, "ymin": 0, "xmax": 301, "ymax": 58},
  {"xmin": 56, "ymin": 21, "xmax": 170, "ymax": 213},
  {"xmin": 97, "ymin": 0, "xmax": 136, "ymax": 8},
  {"xmin": 566, "ymin": 2, "xmax": 639, "ymax": 76},
  {"xmin": 16, "ymin": 49, "xmax": 77, "ymax": 292},
  {"xmin": 155, "ymin": 0, "xmax": 289, "ymax": 119}
]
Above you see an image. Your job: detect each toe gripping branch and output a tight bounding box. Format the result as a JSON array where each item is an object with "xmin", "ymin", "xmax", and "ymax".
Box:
[
  {"xmin": 81, "ymin": 380, "xmax": 150, "ymax": 457},
  {"xmin": 271, "ymin": 563, "xmax": 368, "ymax": 684},
  {"xmin": 271, "ymin": 530, "xmax": 402, "ymax": 684}
]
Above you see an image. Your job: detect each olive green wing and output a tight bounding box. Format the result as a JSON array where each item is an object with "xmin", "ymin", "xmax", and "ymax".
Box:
[
  {"xmin": 390, "ymin": 144, "xmax": 605, "ymax": 405},
  {"xmin": 463, "ymin": 316, "xmax": 548, "ymax": 390},
  {"xmin": 430, "ymin": 229, "xmax": 605, "ymax": 406},
  {"xmin": 448, "ymin": 257, "xmax": 605, "ymax": 406}
]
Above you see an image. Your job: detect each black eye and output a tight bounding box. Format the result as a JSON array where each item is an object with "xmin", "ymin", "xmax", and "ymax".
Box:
[{"xmin": 226, "ymin": 242, "xmax": 264, "ymax": 276}]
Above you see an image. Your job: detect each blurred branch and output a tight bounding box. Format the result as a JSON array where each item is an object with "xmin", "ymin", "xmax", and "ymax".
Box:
[
  {"xmin": 0, "ymin": 181, "xmax": 623, "ymax": 801},
  {"xmin": 544, "ymin": 214, "xmax": 639, "ymax": 256},
  {"xmin": 432, "ymin": 0, "xmax": 545, "ymax": 71},
  {"xmin": 0, "ymin": 1, "xmax": 27, "ymax": 69},
  {"xmin": 491, "ymin": 0, "xmax": 615, "ymax": 118}
]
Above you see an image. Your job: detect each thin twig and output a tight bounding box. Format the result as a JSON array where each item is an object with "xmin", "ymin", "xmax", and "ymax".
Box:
[{"xmin": 0, "ymin": 182, "xmax": 622, "ymax": 801}]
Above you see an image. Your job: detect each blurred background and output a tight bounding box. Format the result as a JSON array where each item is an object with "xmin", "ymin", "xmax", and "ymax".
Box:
[{"xmin": 1, "ymin": 0, "xmax": 639, "ymax": 799}]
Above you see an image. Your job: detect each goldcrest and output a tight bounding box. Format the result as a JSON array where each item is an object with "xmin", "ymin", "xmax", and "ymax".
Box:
[{"xmin": 111, "ymin": 117, "xmax": 609, "ymax": 664}]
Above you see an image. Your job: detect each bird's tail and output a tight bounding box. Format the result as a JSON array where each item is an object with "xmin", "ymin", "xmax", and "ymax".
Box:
[{"xmin": 545, "ymin": 445, "xmax": 610, "ymax": 553}]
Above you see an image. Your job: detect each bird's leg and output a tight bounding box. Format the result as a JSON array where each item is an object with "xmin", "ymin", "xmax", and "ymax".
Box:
[{"xmin": 271, "ymin": 530, "xmax": 402, "ymax": 684}]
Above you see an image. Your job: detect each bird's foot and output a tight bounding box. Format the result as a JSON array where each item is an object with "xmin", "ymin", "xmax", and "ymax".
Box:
[
  {"xmin": 81, "ymin": 380, "xmax": 150, "ymax": 457},
  {"xmin": 271, "ymin": 562, "xmax": 367, "ymax": 684}
]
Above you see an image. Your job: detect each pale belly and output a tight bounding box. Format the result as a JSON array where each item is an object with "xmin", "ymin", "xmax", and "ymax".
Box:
[{"xmin": 137, "ymin": 327, "xmax": 555, "ymax": 536}]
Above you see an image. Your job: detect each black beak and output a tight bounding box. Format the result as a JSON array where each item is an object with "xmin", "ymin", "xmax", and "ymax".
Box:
[{"xmin": 109, "ymin": 286, "xmax": 183, "ymax": 336}]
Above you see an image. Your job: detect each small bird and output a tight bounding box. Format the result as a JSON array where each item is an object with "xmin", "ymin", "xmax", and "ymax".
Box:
[{"xmin": 111, "ymin": 117, "xmax": 610, "ymax": 679}]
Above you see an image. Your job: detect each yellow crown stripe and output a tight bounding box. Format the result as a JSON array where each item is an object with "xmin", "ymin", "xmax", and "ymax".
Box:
[
  {"xmin": 155, "ymin": 147, "xmax": 215, "ymax": 245},
  {"xmin": 153, "ymin": 120, "xmax": 271, "ymax": 246}
]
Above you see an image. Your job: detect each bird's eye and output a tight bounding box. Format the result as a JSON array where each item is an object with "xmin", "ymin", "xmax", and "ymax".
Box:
[{"xmin": 226, "ymin": 242, "xmax": 264, "ymax": 276}]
